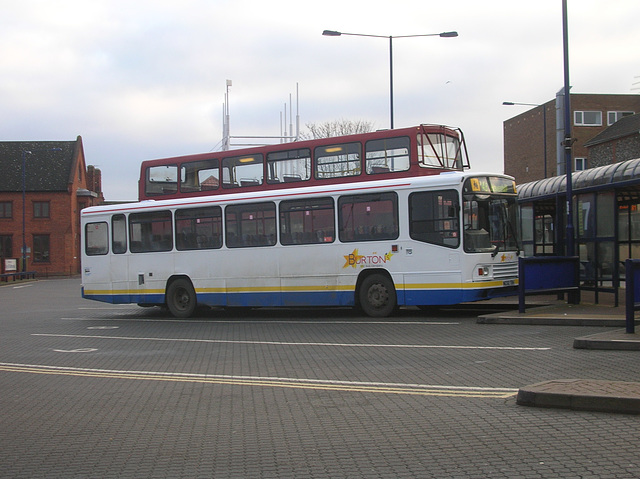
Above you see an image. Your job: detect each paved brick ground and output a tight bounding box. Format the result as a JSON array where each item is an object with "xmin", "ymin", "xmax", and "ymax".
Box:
[{"xmin": 2, "ymin": 278, "xmax": 640, "ymax": 478}]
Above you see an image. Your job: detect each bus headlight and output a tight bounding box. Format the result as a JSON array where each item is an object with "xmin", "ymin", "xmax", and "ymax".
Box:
[{"xmin": 477, "ymin": 266, "xmax": 491, "ymax": 277}]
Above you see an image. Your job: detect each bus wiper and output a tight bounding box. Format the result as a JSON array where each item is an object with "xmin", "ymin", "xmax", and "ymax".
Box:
[{"xmin": 502, "ymin": 202, "xmax": 521, "ymax": 256}]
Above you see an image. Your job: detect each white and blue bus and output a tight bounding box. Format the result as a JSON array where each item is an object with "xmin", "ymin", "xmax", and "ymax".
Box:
[{"xmin": 81, "ymin": 172, "xmax": 520, "ymax": 318}]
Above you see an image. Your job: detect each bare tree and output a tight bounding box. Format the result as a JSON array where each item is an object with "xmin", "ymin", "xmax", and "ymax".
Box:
[{"xmin": 299, "ymin": 119, "xmax": 376, "ymax": 140}]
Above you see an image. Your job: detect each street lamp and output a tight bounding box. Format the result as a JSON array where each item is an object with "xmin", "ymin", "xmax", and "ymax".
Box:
[
  {"xmin": 561, "ymin": 0, "xmax": 575, "ymax": 259},
  {"xmin": 322, "ymin": 29, "xmax": 458, "ymax": 129},
  {"xmin": 503, "ymin": 101, "xmax": 548, "ymax": 178},
  {"xmin": 21, "ymin": 147, "xmax": 62, "ymax": 272}
]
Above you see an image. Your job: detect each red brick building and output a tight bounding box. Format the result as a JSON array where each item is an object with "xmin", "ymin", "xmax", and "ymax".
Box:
[
  {"xmin": 503, "ymin": 93, "xmax": 640, "ymax": 184},
  {"xmin": 0, "ymin": 136, "xmax": 103, "ymax": 276}
]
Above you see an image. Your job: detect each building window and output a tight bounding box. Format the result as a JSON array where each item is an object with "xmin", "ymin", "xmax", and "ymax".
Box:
[
  {"xmin": 607, "ymin": 111, "xmax": 634, "ymax": 125},
  {"xmin": 575, "ymin": 158, "xmax": 587, "ymax": 171},
  {"xmin": 574, "ymin": 111, "xmax": 602, "ymax": 126},
  {"xmin": 33, "ymin": 201, "xmax": 50, "ymax": 218},
  {"xmin": 0, "ymin": 235, "xmax": 12, "ymax": 258},
  {"xmin": 0, "ymin": 202, "xmax": 12, "ymax": 218},
  {"xmin": 33, "ymin": 235, "xmax": 50, "ymax": 263}
]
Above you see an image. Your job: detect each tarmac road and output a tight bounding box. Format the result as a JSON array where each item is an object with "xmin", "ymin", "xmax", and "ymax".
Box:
[{"xmin": 1, "ymin": 277, "xmax": 639, "ymax": 478}]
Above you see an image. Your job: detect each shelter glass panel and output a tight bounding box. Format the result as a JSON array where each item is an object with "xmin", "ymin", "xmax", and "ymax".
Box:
[
  {"xmin": 577, "ymin": 194, "xmax": 595, "ymax": 239},
  {"xmin": 597, "ymin": 241, "xmax": 615, "ymax": 282},
  {"xmin": 596, "ymin": 192, "xmax": 615, "ymax": 237}
]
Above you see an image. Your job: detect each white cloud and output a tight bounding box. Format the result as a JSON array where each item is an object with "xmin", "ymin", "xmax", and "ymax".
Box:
[{"xmin": 1, "ymin": 0, "xmax": 639, "ymax": 199}]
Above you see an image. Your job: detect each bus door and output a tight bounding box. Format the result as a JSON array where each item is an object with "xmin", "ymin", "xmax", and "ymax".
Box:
[
  {"xmin": 127, "ymin": 211, "xmax": 175, "ymax": 305},
  {"xmin": 108, "ymin": 215, "xmax": 131, "ymax": 303}
]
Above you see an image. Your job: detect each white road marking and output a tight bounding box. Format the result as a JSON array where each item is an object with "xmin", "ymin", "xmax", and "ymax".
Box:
[
  {"xmin": 64, "ymin": 317, "xmax": 460, "ymax": 325},
  {"xmin": 32, "ymin": 333, "xmax": 550, "ymax": 350}
]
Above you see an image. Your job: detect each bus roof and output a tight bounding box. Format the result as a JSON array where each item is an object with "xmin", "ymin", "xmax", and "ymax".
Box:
[{"xmin": 84, "ymin": 171, "xmax": 515, "ymax": 217}]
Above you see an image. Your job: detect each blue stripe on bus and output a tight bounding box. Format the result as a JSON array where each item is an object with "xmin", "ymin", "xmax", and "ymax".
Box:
[{"xmin": 82, "ymin": 286, "xmax": 518, "ymax": 308}]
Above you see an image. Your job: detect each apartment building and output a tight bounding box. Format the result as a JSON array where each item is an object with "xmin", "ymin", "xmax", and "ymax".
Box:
[{"xmin": 503, "ymin": 93, "xmax": 640, "ymax": 184}]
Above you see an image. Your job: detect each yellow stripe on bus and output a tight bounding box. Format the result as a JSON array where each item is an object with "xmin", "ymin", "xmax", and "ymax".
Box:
[{"xmin": 85, "ymin": 280, "xmax": 516, "ymax": 298}]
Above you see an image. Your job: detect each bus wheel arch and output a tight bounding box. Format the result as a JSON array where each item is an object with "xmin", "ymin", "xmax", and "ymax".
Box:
[
  {"xmin": 165, "ymin": 275, "xmax": 197, "ymax": 318},
  {"xmin": 356, "ymin": 270, "xmax": 397, "ymax": 317}
]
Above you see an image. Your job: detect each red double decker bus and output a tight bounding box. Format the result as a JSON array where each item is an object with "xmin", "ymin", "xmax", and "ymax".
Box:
[{"xmin": 138, "ymin": 124, "xmax": 469, "ymax": 201}]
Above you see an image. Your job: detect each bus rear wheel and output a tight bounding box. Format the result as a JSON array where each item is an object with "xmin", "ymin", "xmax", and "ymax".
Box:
[
  {"xmin": 166, "ymin": 278, "xmax": 196, "ymax": 318},
  {"xmin": 359, "ymin": 274, "xmax": 396, "ymax": 318}
]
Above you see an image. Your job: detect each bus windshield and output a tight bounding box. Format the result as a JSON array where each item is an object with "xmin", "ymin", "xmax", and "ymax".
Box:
[{"xmin": 463, "ymin": 195, "xmax": 520, "ymax": 255}]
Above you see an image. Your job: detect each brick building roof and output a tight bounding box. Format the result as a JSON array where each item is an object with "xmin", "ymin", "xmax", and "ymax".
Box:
[{"xmin": 0, "ymin": 137, "xmax": 83, "ymax": 192}]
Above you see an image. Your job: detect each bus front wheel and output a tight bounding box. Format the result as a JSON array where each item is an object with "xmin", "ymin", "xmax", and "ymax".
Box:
[
  {"xmin": 166, "ymin": 278, "xmax": 196, "ymax": 318},
  {"xmin": 359, "ymin": 274, "xmax": 396, "ymax": 318}
]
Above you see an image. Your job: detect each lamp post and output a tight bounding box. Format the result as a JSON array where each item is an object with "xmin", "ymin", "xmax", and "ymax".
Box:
[
  {"xmin": 21, "ymin": 150, "xmax": 29, "ymax": 272},
  {"xmin": 21, "ymin": 147, "xmax": 62, "ymax": 272},
  {"xmin": 322, "ymin": 29, "xmax": 458, "ymax": 129},
  {"xmin": 503, "ymin": 101, "xmax": 548, "ymax": 178},
  {"xmin": 561, "ymin": 0, "xmax": 575, "ymax": 259}
]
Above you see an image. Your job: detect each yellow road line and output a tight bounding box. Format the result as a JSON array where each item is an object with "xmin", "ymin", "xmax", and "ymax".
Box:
[{"xmin": 0, "ymin": 363, "xmax": 516, "ymax": 398}]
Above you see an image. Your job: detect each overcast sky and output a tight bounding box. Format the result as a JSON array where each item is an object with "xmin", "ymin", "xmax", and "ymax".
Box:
[{"xmin": 1, "ymin": 0, "xmax": 638, "ymax": 200}]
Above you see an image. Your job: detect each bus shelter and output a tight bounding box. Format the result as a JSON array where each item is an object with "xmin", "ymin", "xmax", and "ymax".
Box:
[{"xmin": 518, "ymin": 157, "xmax": 640, "ymax": 305}]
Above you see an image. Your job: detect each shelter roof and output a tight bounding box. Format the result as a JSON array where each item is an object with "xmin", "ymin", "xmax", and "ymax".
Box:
[{"xmin": 518, "ymin": 157, "xmax": 640, "ymax": 202}]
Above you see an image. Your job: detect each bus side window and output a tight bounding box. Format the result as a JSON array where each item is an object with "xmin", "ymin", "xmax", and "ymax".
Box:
[
  {"xmin": 146, "ymin": 165, "xmax": 178, "ymax": 196},
  {"xmin": 417, "ymin": 133, "xmax": 462, "ymax": 170},
  {"xmin": 315, "ymin": 142, "xmax": 361, "ymax": 179},
  {"xmin": 112, "ymin": 214, "xmax": 127, "ymax": 254},
  {"xmin": 266, "ymin": 148, "xmax": 311, "ymax": 184},
  {"xmin": 279, "ymin": 197, "xmax": 335, "ymax": 245},
  {"xmin": 409, "ymin": 190, "xmax": 460, "ymax": 248},
  {"xmin": 365, "ymin": 136, "xmax": 410, "ymax": 174},
  {"xmin": 338, "ymin": 192, "xmax": 398, "ymax": 242},
  {"xmin": 180, "ymin": 159, "xmax": 219, "ymax": 193},
  {"xmin": 129, "ymin": 211, "xmax": 173, "ymax": 253},
  {"xmin": 85, "ymin": 222, "xmax": 109, "ymax": 255},
  {"xmin": 222, "ymin": 154, "xmax": 263, "ymax": 189},
  {"xmin": 225, "ymin": 202, "xmax": 276, "ymax": 248},
  {"xmin": 175, "ymin": 206, "xmax": 222, "ymax": 250}
]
